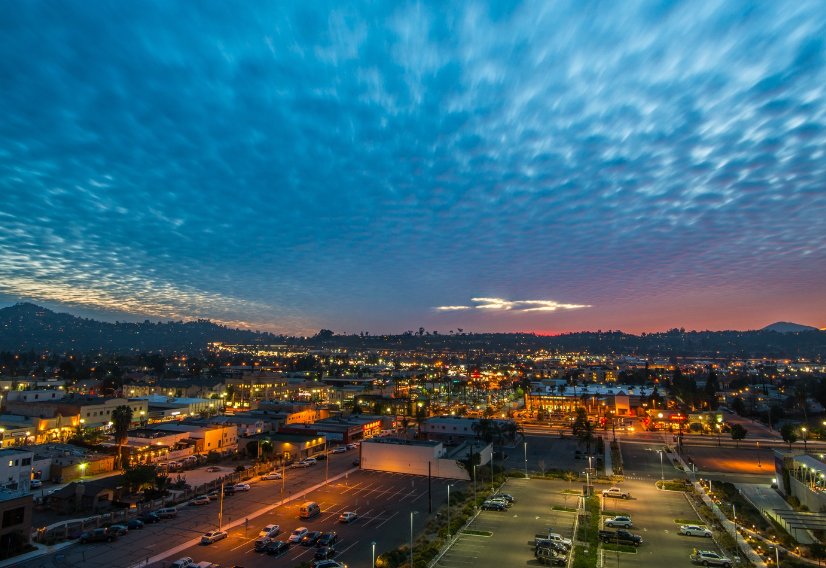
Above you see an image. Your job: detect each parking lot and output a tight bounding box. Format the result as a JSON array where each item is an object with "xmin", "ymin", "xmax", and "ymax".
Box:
[
  {"xmin": 142, "ymin": 470, "xmax": 461, "ymax": 568},
  {"xmin": 435, "ymin": 478, "xmax": 577, "ymax": 568}
]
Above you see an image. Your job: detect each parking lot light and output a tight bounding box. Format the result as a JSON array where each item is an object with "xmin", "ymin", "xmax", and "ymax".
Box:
[{"xmin": 410, "ymin": 510, "xmax": 419, "ymax": 568}]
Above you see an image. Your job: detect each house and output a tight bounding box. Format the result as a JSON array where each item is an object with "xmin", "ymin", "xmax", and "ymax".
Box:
[{"xmin": 49, "ymin": 477, "xmax": 122, "ymax": 514}]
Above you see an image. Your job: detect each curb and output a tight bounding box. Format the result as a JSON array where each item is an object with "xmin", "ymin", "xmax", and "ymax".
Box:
[{"xmin": 129, "ymin": 466, "xmax": 360, "ymax": 568}]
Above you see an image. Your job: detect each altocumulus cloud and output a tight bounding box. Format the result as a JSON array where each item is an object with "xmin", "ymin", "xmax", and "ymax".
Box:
[
  {"xmin": 437, "ymin": 298, "xmax": 591, "ymax": 313},
  {"xmin": 1, "ymin": 1, "xmax": 826, "ymax": 334}
]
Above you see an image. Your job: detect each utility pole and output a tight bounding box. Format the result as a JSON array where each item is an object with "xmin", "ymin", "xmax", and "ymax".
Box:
[
  {"xmin": 218, "ymin": 481, "xmax": 224, "ymax": 530},
  {"xmin": 428, "ymin": 461, "xmax": 432, "ymax": 513}
]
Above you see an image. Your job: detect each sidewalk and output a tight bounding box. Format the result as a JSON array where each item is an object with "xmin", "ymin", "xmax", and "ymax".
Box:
[
  {"xmin": 669, "ymin": 449, "xmax": 767, "ymax": 568},
  {"xmin": 736, "ymin": 483, "xmax": 815, "ymax": 544}
]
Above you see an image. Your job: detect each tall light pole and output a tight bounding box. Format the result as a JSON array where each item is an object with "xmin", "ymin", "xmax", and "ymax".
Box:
[
  {"xmin": 372, "ymin": 541, "xmax": 376, "ymax": 568},
  {"xmin": 325, "ymin": 438, "xmax": 329, "ymax": 484},
  {"xmin": 473, "ymin": 465, "xmax": 477, "ymax": 505},
  {"xmin": 447, "ymin": 484, "xmax": 454, "ymax": 539},
  {"xmin": 218, "ymin": 481, "xmax": 224, "ymax": 530},
  {"xmin": 410, "ymin": 511, "xmax": 419, "ymax": 568},
  {"xmin": 281, "ymin": 459, "xmax": 286, "ymax": 503},
  {"xmin": 524, "ymin": 441, "xmax": 528, "ymax": 479},
  {"xmin": 659, "ymin": 450, "xmax": 664, "ymax": 482},
  {"xmin": 716, "ymin": 424, "xmax": 721, "ymax": 447},
  {"xmin": 757, "ymin": 441, "xmax": 761, "ymax": 468},
  {"xmin": 802, "ymin": 427, "xmax": 808, "ymax": 451}
]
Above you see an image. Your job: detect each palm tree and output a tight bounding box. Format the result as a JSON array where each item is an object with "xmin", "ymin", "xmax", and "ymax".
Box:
[
  {"xmin": 112, "ymin": 405, "xmax": 134, "ymax": 470},
  {"xmin": 577, "ymin": 422, "xmax": 597, "ymax": 454}
]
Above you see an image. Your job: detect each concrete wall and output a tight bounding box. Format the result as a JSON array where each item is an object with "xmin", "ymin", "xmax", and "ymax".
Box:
[
  {"xmin": 360, "ymin": 441, "xmax": 492, "ymax": 480},
  {"xmin": 789, "ymin": 476, "xmax": 826, "ymax": 513}
]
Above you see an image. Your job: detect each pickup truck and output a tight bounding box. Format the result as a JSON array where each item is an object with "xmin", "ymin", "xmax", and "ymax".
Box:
[
  {"xmin": 602, "ymin": 487, "xmax": 631, "ymax": 499},
  {"xmin": 599, "ymin": 529, "xmax": 643, "ymax": 547}
]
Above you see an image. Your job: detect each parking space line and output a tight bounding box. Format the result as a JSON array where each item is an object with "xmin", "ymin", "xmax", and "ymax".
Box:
[{"xmin": 372, "ymin": 510, "xmax": 398, "ymax": 528}]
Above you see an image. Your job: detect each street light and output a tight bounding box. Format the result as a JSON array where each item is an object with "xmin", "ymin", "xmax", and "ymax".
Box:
[
  {"xmin": 802, "ymin": 427, "xmax": 808, "ymax": 451},
  {"xmin": 716, "ymin": 423, "xmax": 721, "ymax": 447},
  {"xmin": 410, "ymin": 511, "xmax": 419, "ymax": 568},
  {"xmin": 524, "ymin": 441, "xmax": 528, "ymax": 479},
  {"xmin": 447, "ymin": 483, "xmax": 455, "ymax": 540},
  {"xmin": 658, "ymin": 450, "xmax": 664, "ymax": 482},
  {"xmin": 372, "ymin": 541, "xmax": 376, "ymax": 568}
]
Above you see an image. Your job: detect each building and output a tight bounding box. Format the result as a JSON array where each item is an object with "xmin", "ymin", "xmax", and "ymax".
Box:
[
  {"xmin": 0, "ymin": 449, "xmax": 34, "ymax": 491},
  {"xmin": 359, "ymin": 437, "xmax": 492, "ymax": 479},
  {"xmin": 124, "ymin": 378, "xmax": 226, "ymax": 400},
  {"xmin": 145, "ymin": 422, "xmax": 237, "ymax": 453},
  {"xmin": 134, "ymin": 395, "xmax": 222, "ymax": 421},
  {"xmin": 524, "ymin": 384, "xmax": 644, "ymax": 417},
  {"xmin": 418, "ymin": 416, "xmax": 520, "ymax": 444},
  {"xmin": 238, "ymin": 432, "xmax": 327, "ymax": 462},
  {"xmin": 0, "ymin": 488, "xmax": 32, "ymax": 553},
  {"xmin": 0, "ymin": 414, "xmax": 80, "ymax": 448},
  {"xmin": 3, "ymin": 390, "xmax": 66, "ymax": 404},
  {"xmin": 3, "ymin": 396, "xmax": 148, "ymax": 429},
  {"xmin": 225, "ymin": 373, "xmax": 290, "ymax": 407},
  {"xmin": 278, "ymin": 415, "xmax": 381, "ymax": 444}
]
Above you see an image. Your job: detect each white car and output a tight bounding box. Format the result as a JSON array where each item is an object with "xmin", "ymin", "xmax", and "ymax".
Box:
[
  {"xmin": 681, "ymin": 525, "xmax": 712, "ymax": 538},
  {"xmin": 289, "ymin": 527, "xmax": 309, "ymax": 543},
  {"xmin": 332, "ymin": 447, "xmax": 347, "ymax": 454},
  {"xmin": 201, "ymin": 530, "xmax": 228, "ymax": 544},
  {"xmin": 234, "ymin": 483, "xmax": 251, "ymax": 491},
  {"xmin": 605, "ymin": 516, "xmax": 633, "ymax": 528},
  {"xmin": 259, "ymin": 524, "xmax": 280, "ymax": 537},
  {"xmin": 189, "ymin": 495, "xmax": 210, "ymax": 505},
  {"xmin": 338, "ymin": 512, "xmax": 358, "ymax": 523},
  {"xmin": 302, "ymin": 458, "xmax": 317, "ymax": 465},
  {"xmin": 291, "ymin": 461, "xmax": 311, "ymax": 468},
  {"xmin": 690, "ymin": 551, "xmax": 732, "ymax": 567},
  {"xmin": 170, "ymin": 558, "xmax": 193, "ymax": 568},
  {"xmin": 261, "ymin": 472, "xmax": 282, "ymax": 480}
]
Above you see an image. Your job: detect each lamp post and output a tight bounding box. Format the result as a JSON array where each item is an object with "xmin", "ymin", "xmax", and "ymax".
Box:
[
  {"xmin": 658, "ymin": 450, "xmax": 664, "ymax": 482},
  {"xmin": 757, "ymin": 441, "xmax": 761, "ymax": 468},
  {"xmin": 802, "ymin": 427, "xmax": 808, "ymax": 451},
  {"xmin": 447, "ymin": 483, "xmax": 454, "ymax": 540},
  {"xmin": 716, "ymin": 424, "xmax": 721, "ymax": 447},
  {"xmin": 473, "ymin": 464, "xmax": 477, "ymax": 505},
  {"xmin": 410, "ymin": 511, "xmax": 419, "ymax": 568},
  {"xmin": 372, "ymin": 541, "xmax": 376, "ymax": 568},
  {"xmin": 218, "ymin": 481, "xmax": 224, "ymax": 530},
  {"xmin": 524, "ymin": 441, "xmax": 528, "ymax": 479}
]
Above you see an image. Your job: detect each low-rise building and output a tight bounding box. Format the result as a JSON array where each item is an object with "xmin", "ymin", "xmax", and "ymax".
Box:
[
  {"xmin": 359, "ymin": 437, "xmax": 492, "ymax": 479},
  {"xmin": 238, "ymin": 432, "xmax": 326, "ymax": 462},
  {"xmin": 3, "ymin": 395, "xmax": 147, "ymax": 429},
  {"xmin": 0, "ymin": 449, "xmax": 34, "ymax": 491},
  {"xmin": 0, "ymin": 488, "xmax": 32, "ymax": 552},
  {"xmin": 145, "ymin": 422, "xmax": 237, "ymax": 453}
]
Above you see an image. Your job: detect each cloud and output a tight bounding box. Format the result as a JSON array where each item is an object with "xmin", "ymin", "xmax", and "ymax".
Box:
[
  {"xmin": 1, "ymin": 1, "xmax": 825, "ymax": 334},
  {"xmin": 436, "ymin": 298, "xmax": 591, "ymax": 313}
]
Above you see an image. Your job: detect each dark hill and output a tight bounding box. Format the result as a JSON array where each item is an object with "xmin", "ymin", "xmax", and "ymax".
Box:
[
  {"xmin": 761, "ymin": 321, "xmax": 819, "ymax": 333},
  {"xmin": 0, "ymin": 303, "xmax": 289, "ymax": 353}
]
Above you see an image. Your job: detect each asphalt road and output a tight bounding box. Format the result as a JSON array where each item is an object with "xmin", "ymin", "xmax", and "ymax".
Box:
[{"xmin": 15, "ymin": 451, "xmax": 374, "ymax": 568}]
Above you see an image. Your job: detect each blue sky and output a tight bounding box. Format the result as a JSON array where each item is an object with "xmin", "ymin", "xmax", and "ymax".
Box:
[{"xmin": 1, "ymin": 1, "xmax": 825, "ymax": 336}]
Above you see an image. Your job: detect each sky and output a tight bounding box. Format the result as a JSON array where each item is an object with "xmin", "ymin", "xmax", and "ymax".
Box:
[{"xmin": 1, "ymin": 1, "xmax": 825, "ymax": 337}]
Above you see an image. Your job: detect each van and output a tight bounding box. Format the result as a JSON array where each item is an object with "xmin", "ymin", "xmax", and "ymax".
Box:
[
  {"xmin": 156, "ymin": 507, "xmax": 178, "ymax": 518},
  {"xmin": 299, "ymin": 501, "xmax": 320, "ymax": 519}
]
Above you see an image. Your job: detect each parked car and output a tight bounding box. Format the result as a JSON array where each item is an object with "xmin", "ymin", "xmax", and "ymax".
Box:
[
  {"xmin": 338, "ymin": 512, "xmax": 358, "ymax": 523},
  {"xmin": 681, "ymin": 525, "xmax": 712, "ymax": 538},
  {"xmin": 301, "ymin": 531, "xmax": 322, "ymax": 546},
  {"xmin": 313, "ymin": 561, "xmax": 347, "ymax": 568},
  {"xmin": 292, "ymin": 461, "xmax": 312, "ymax": 468},
  {"xmin": 156, "ymin": 507, "xmax": 178, "ymax": 518},
  {"xmin": 605, "ymin": 516, "xmax": 633, "ymax": 528},
  {"xmin": 602, "ymin": 487, "xmax": 631, "ymax": 499},
  {"xmin": 201, "ymin": 530, "xmax": 228, "ymax": 544},
  {"xmin": 303, "ymin": 458, "xmax": 317, "ymax": 465},
  {"xmin": 317, "ymin": 532, "xmax": 338, "ymax": 546},
  {"xmin": 223, "ymin": 486, "xmax": 236, "ymax": 496},
  {"xmin": 169, "ymin": 557, "xmax": 194, "ymax": 568},
  {"xmin": 690, "ymin": 551, "xmax": 732, "ymax": 567},
  {"xmin": 543, "ymin": 533, "xmax": 572, "ymax": 550},
  {"xmin": 79, "ymin": 528, "xmax": 116, "ymax": 543},
  {"xmin": 488, "ymin": 497, "xmax": 511, "ymax": 507},
  {"xmin": 126, "ymin": 519, "xmax": 145, "ymax": 530},
  {"xmin": 261, "ymin": 472, "xmax": 282, "ymax": 480},
  {"xmin": 207, "ymin": 490, "xmax": 221, "ymax": 501},
  {"xmin": 138, "ymin": 513, "xmax": 160, "ymax": 524},
  {"xmin": 315, "ymin": 546, "xmax": 336, "ymax": 560},
  {"xmin": 346, "ymin": 444, "xmax": 357, "ymax": 450},
  {"xmin": 315, "ymin": 454, "xmax": 327, "ymax": 460},
  {"xmin": 352, "ymin": 458, "xmax": 360, "ymax": 466},
  {"xmin": 31, "ymin": 479, "xmax": 42, "ymax": 488},
  {"xmin": 535, "ymin": 546, "xmax": 567, "ymax": 566},
  {"xmin": 206, "ymin": 466, "xmax": 221, "ymax": 472},
  {"xmin": 189, "ymin": 495, "xmax": 211, "ymax": 505},
  {"xmin": 289, "ymin": 527, "xmax": 309, "ymax": 544},
  {"xmin": 107, "ymin": 525, "xmax": 129, "ymax": 536},
  {"xmin": 265, "ymin": 540, "xmax": 291, "ymax": 556},
  {"xmin": 234, "ymin": 483, "xmax": 251, "ymax": 492},
  {"xmin": 332, "ymin": 447, "xmax": 347, "ymax": 454},
  {"xmin": 254, "ymin": 537, "xmax": 273, "ymax": 551},
  {"xmin": 598, "ymin": 529, "xmax": 643, "ymax": 547},
  {"xmin": 481, "ymin": 500, "xmax": 506, "ymax": 511},
  {"xmin": 260, "ymin": 525, "xmax": 281, "ymax": 539},
  {"xmin": 497, "ymin": 493, "xmax": 515, "ymax": 503}
]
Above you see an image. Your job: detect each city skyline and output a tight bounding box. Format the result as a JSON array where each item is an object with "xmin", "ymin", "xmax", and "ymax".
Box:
[{"xmin": 2, "ymin": 2, "xmax": 825, "ymax": 336}]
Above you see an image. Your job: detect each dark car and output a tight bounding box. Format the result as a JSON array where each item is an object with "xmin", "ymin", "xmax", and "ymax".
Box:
[
  {"xmin": 107, "ymin": 525, "xmax": 129, "ymax": 536},
  {"xmin": 126, "ymin": 519, "xmax": 145, "ymax": 530},
  {"xmin": 317, "ymin": 532, "xmax": 338, "ymax": 547},
  {"xmin": 254, "ymin": 537, "xmax": 272, "ymax": 551},
  {"xmin": 79, "ymin": 528, "xmax": 117, "ymax": 544},
  {"xmin": 481, "ymin": 500, "xmax": 506, "ymax": 511},
  {"xmin": 300, "ymin": 531, "xmax": 322, "ymax": 546},
  {"xmin": 138, "ymin": 512, "xmax": 161, "ymax": 524},
  {"xmin": 315, "ymin": 546, "xmax": 336, "ymax": 560},
  {"xmin": 265, "ymin": 540, "xmax": 290, "ymax": 556},
  {"xmin": 315, "ymin": 454, "xmax": 327, "ymax": 460},
  {"xmin": 223, "ymin": 486, "xmax": 236, "ymax": 496}
]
